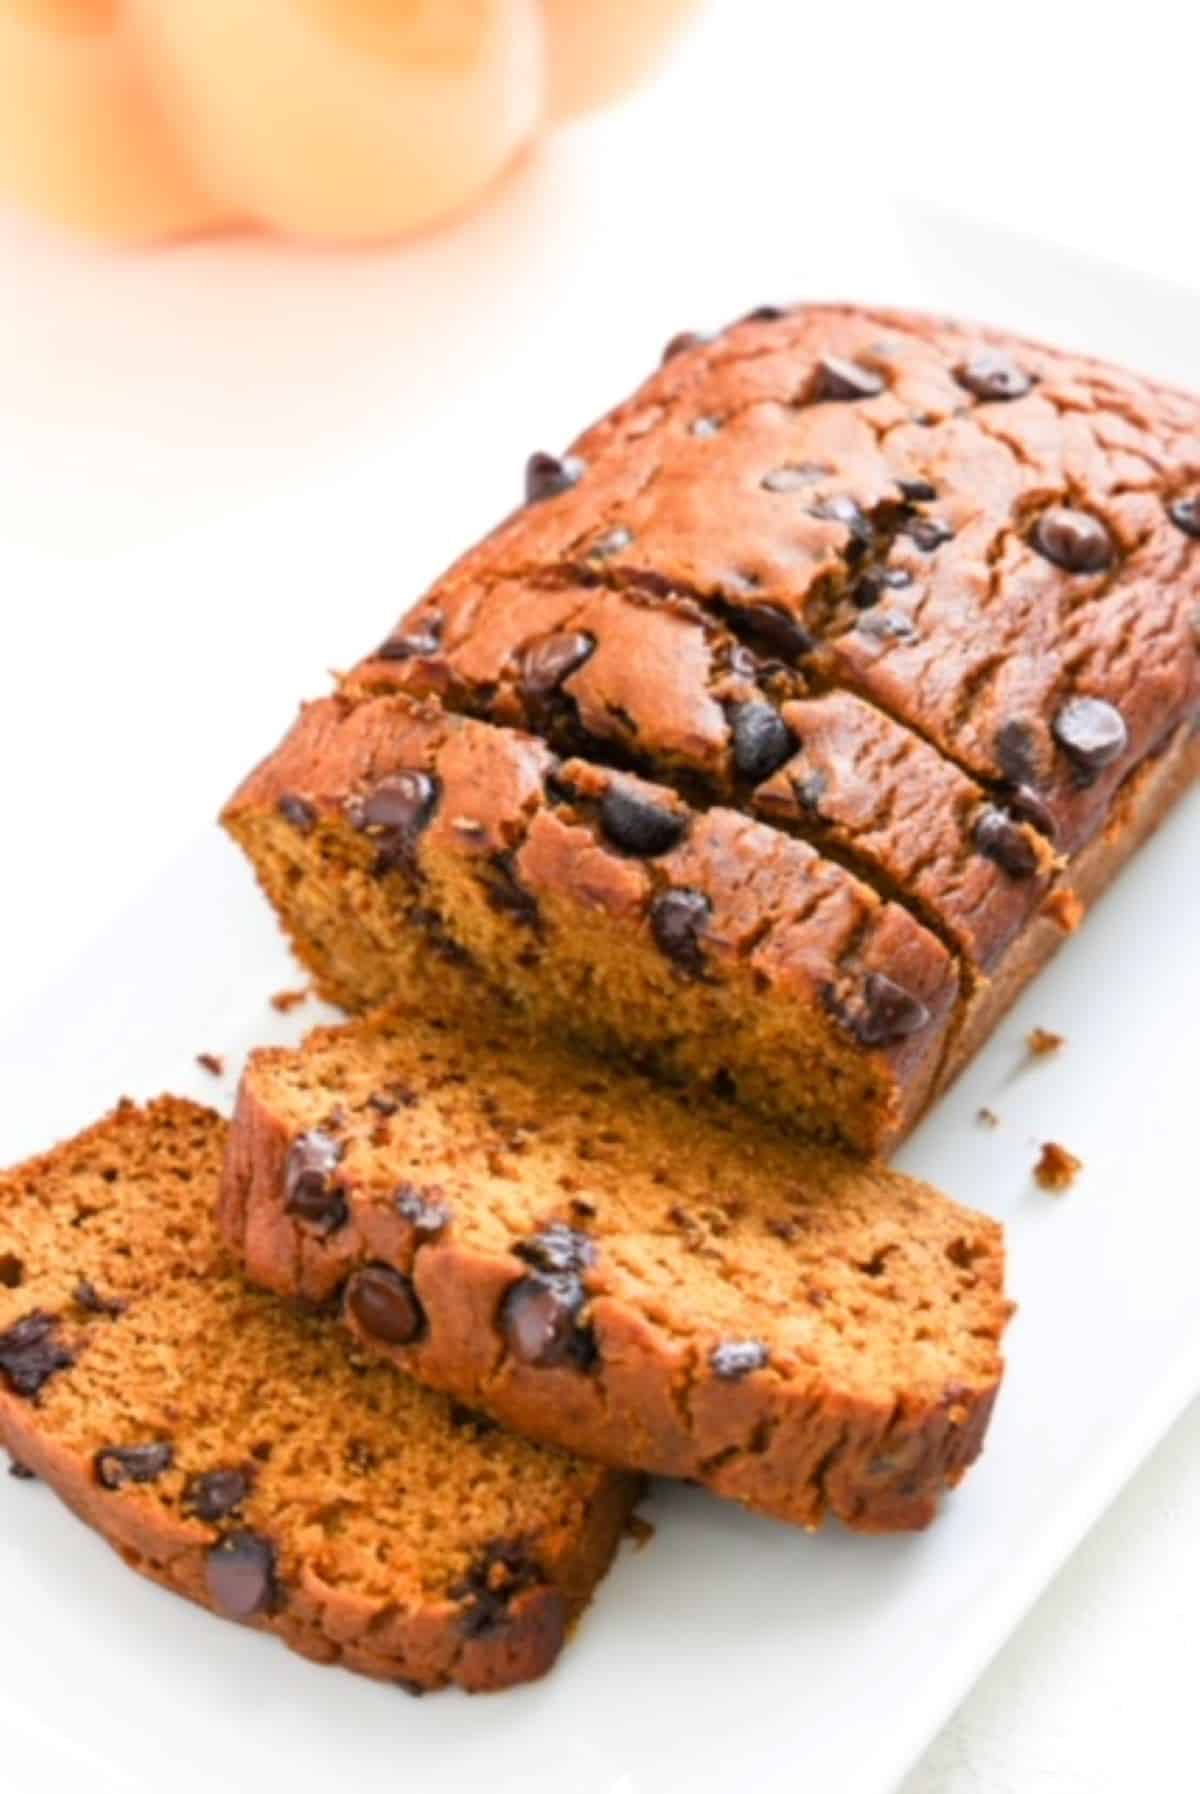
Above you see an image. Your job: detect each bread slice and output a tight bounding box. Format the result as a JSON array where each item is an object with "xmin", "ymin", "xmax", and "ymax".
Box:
[
  {"xmin": 0, "ymin": 1099, "xmax": 637, "ymax": 1693},
  {"xmin": 224, "ymin": 1004, "xmax": 1011, "ymax": 1532}
]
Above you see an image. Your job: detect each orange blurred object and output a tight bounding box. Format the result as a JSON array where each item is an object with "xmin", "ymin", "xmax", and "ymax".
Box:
[{"xmin": 0, "ymin": 0, "xmax": 705, "ymax": 245}]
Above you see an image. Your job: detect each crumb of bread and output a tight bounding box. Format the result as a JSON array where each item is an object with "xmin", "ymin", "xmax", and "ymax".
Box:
[
  {"xmin": 271, "ymin": 987, "xmax": 310, "ymax": 1014},
  {"xmin": 1027, "ymin": 1027, "xmax": 1065, "ymax": 1057},
  {"xmin": 196, "ymin": 1053, "xmax": 224, "ymax": 1077},
  {"xmin": 976, "ymin": 1106, "xmax": 1000, "ymax": 1128},
  {"xmin": 1043, "ymin": 888, "xmax": 1085, "ymax": 933},
  {"xmin": 1034, "ymin": 1141, "xmax": 1082, "ymax": 1192},
  {"xmin": 626, "ymin": 1512, "xmax": 656, "ymax": 1550}
]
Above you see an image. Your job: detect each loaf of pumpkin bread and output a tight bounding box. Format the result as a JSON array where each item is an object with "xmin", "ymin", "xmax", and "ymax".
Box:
[
  {"xmin": 224, "ymin": 304, "xmax": 1200, "ymax": 1154},
  {"xmin": 222, "ymin": 1002, "xmax": 1011, "ymax": 1532}
]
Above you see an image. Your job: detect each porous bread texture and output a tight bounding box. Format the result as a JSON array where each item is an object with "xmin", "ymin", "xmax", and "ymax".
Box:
[
  {"xmin": 0, "ymin": 1099, "xmax": 637, "ymax": 1692},
  {"xmin": 223, "ymin": 1003, "xmax": 1011, "ymax": 1532}
]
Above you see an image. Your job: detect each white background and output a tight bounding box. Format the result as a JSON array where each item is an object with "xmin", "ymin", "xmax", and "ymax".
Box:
[{"xmin": 1, "ymin": 5, "xmax": 1196, "ymax": 1791}]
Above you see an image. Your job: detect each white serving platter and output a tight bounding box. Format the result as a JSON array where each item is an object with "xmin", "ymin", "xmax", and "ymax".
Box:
[{"xmin": 1, "ymin": 40, "xmax": 1198, "ymax": 1789}]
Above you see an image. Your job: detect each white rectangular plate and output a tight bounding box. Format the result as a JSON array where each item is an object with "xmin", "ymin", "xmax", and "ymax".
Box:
[{"xmin": 2, "ymin": 111, "xmax": 1198, "ymax": 1794}]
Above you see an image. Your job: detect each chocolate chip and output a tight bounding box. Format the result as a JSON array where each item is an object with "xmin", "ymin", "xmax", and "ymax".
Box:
[
  {"xmin": 790, "ymin": 769, "xmax": 828, "ymax": 814},
  {"xmin": 481, "ymin": 852, "xmax": 539, "ymax": 928},
  {"xmin": 662, "ymin": 330, "xmax": 711, "ymax": 362},
  {"xmin": 94, "ymin": 1443, "xmax": 174, "ymax": 1491},
  {"xmin": 502, "ymin": 1272, "xmax": 596, "ymax": 1370},
  {"xmin": 7, "ymin": 1458, "xmax": 35, "ymax": 1481},
  {"xmin": 352, "ymin": 770, "xmax": 439, "ymax": 875},
  {"xmin": 0, "ymin": 1312, "xmax": 74, "ymax": 1399},
  {"xmin": 853, "ymin": 567, "xmax": 913, "ymax": 609},
  {"xmin": 710, "ymin": 1340, "xmax": 769, "ymax": 1380},
  {"xmin": 1168, "ymin": 496, "xmax": 1200, "ymax": 539},
  {"xmin": 394, "ymin": 1184, "xmax": 451, "ymax": 1240},
  {"xmin": 73, "ymin": 1279, "xmax": 124, "ymax": 1318},
  {"xmin": 447, "ymin": 1402, "xmax": 497, "ymax": 1437},
  {"xmin": 277, "ymin": 794, "xmax": 316, "ymax": 834},
  {"xmin": 375, "ymin": 613, "xmax": 444, "ymax": 662},
  {"xmin": 1052, "ymin": 697, "xmax": 1128, "ymax": 778},
  {"xmin": 811, "ymin": 495, "xmax": 874, "ymax": 552},
  {"xmin": 185, "ymin": 1468, "xmax": 252, "ymax": 1523},
  {"xmin": 856, "ymin": 609, "xmax": 917, "ymax": 641},
  {"xmin": 690, "ymin": 415, "xmax": 721, "ymax": 439},
  {"xmin": 588, "ymin": 526, "xmax": 633, "ymax": 558},
  {"xmin": 901, "ymin": 515, "xmax": 954, "ymax": 551},
  {"xmin": 650, "ymin": 888, "xmax": 711, "ymax": 978},
  {"xmin": 514, "ymin": 1224, "xmax": 596, "ymax": 1277},
  {"xmin": 735, "ymin": 602, "xmax": 814, "ymax": 659},
  {"xmin": 896, "ymin": 477, "xmax": 938, "ymax": 502},
  {"xmin": 742, "ymin": 304, "xmax": 788, "ymax": 322},
  {"xmin": 813, "ymin": 356, "xmax": 884, "ymax": 401},
  {"xmin": 0, "ymin": 1254, "xmax": 24, "ymax": 1289},
  {"xmin": 368, "ymin": 1084, "xmax": 418, "ymax": 1116},
  {"xmin": 206, "ymin": 1532, "xmax": 277, "ymax": 1621},
  {"xmin": 1006, "ymin": 783, "xmax": 1057, "ymax": 840},
  {"xmin": 973, "ymin": 807, "xmax": 1040, "ymax": 879},
  {"xmin": 1032, "ymin": 508, "xmax": 1114, "ymax": 573},
  {"xmin": 525, "ymin": 452, "xmax": 585, "ymax": 505},
  {"xmin": 598, "ymin": 787, "xmax": 688, "ymax": 857},
  {"xmin": 520, "ymin": 630, "xmax": 595, "ymax": 700},
  {"xmin": 345, "ymin": 1265, "xmax": 425, "ymax": 1347},
  {"xmin": 284, "ymin": 1130, "xmax": 347, "ymax": 1235},
  {"xmin": 829, "ymin": 973, "xmax": 931, "ymax": 1048},
  {"xmin": 956, "ymin": 350, "xmax": 1033, "ymax": 402},
  {"xmin": 994, "ymin": 718, "xmax": 1041, "ymax": 788},
  {"xmin": 451, "ymin": 1542, "xmax": 548, "ymax": 1639},
  {"xmin": 731, "ymin": 703, "xmax": 795, "ymax": 782},
  {"xmin": 760, "ymin": 463, "xmax": 829, "ymax": 493}
]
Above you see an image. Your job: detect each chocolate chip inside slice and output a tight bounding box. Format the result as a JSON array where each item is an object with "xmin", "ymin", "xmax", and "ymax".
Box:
[
  {"xmin": 1168, "ymin": 496, "xmax": 1200, "ymax": 539},
  {"xmin": 525, "ymin": 452, "xmax": 586, "ymax": 505},
  {"xmin": 0, "ymin": 1254, "xmax": 24, "ymax": 1289},
  {"xmin": 1052, "ymin": 697, "xmax": 1128, "ymax": 777},
  {"xmin": 710, "ymin": 1340, "xmax": 769, "ymax": 1381},
  {"xmin": 277, "ymin": 794, "xmax": 316, "ymax": 834},
  {"xmin": 451, "ymin": 1543, "xmax": 551, "ymax": 1639},
  {"xmin": 813, "ymin": 355, "xmax": 884, "ymax": 401},
  {"xmin": 598, "ymin": 787, "xmax": 688, "ymax": 858},
  {"xmin": 345, "ymin": 1265, "xmax": 425, "ymax": 1347},
  {"xmin": 284, "ymin": 1130, "xmax": 347, "ymax": 1234},
  {"xmin": 955, "ymin": 350, "xmax": 1033, "ymax": 402},
  {"xmin": 520, "ymin": 631, "xmax": 595, "ymax": 700},
  {"xmin": 650, "ymin": 888, "xmax": 711, "ymax": 979},
  {"xmin": 0, "ymin": 1312, "xmax": 74, "ymax": 1399},
  {"xmin": 352, "ymin": 770, "xmax": 440, "ymax": 876},
  {"xmin": 830, "ymin": 973, "xmax": 931, "ymax": 1048},
  {"xmin": 730, "ymin": 703, "xmax": 796, "ymax": 783},
  {"xmin": 94, "ymin": 1442, "xmax": 174, "ymax": 1491},
  {"xmin": 1032, "ymin": 508, "xmax": 1114, "ymax": 573},
  {"xmin": 185, "ymin": 1468, "xmax": 253, "ymax": 1523},
  {"xmin": 206, "ymin": 1531, "xmax": 278, "ymax": 1621},
  {"xmin": 973, "ymin": 806, "xmax": 1040, "ymax": 879}
]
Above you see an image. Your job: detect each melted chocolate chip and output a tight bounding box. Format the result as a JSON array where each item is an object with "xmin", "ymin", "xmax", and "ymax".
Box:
[
  {"xmin": 277, "ymin": 794, "xmax": 316, "ymax": 834},
  {"xmin": 352, "ymin": 770, "xmax": 439, "ymax": 875},
  {"xmin": 481, "ymin": 853, "xmax": 539, "ymax": 928},
  {"xmin": 955, "ymin": 350, "xmax": 1033, "ymax": 402},
  {"xmin": 0, "ymin": 1312, "xmax": 74, "ymax": 1399},
  {"xmin": 374, "ymin": 613, "xmax": 443, "ymax": 662},
  {"xmin": 520, "ymin": 631, "xmax": 595, "ymax": 700},
  {"xmin": 206, "ymin": 1531, "xmax": 278, "ymax": 1621},
  {"xmin": 1168, "ymin": 496, "xmax": 1200, "ymax": 539},
  {"xmin": 760, "ymin": 463, "xmax": 829, "ymax": 493},
  {"xmin": 1033, "ymin": 508, "xmax": 1114, "ymax": 573},
  {"xmin": 735, "ymin": 602, "xmax": 814, "ymax": 659},
  {"xmin": 185, "ymin": 1467, "xmax": 252, "ymax": 1523},
  {"xmin": 896, "ymin": 477, "xmax": 938, "ymax": 502},
  {"xmin": 813, "ymin": 356, "xmax": 884, "ymax": 401},
  {"xmin": 650, "ymin": 887, "xmax": 711, "ymax": 978},
  {"xmin": 598, "ymin": 787, "xmax": 688, "ymax": 858},
  {"xmin": 853, "ymin": 567, "xmax": 913, "ymax": 609},
  {"xmin": 394, "ymin": 1184, "xmax": 451, "ymax": 1240},
  {"xmin": 451, "ymin": 1542, "xmax": 549, "ymax": 1639},
  {"xmin": 284, "ymin": 1130, "xmax": 347, "ymax": 1234},
  {"xmin": 901, "ymin": 515, "xmax": 954, "ymax": 551},
  {"xmin": 1052, "ymin": 696, "xmax": 1128, "ymax": 778},
  {"xmin": 345, "ymin": 1265, "xmax": 425, "ymax": 1347},
  {"xmin": 829, "ymin": 973, "xmax": 931, "ymax": 1048},
  {"xmin": 662, "ymin": 330, "xmax": 711, "ymax": 362},
  {"xmin": 710, "ymin": 1340, "xmax": 769, "ymax": 1381},
  {"xmin": 525, "ymin": 452, "xmax": 585, "ymax": 504},
  {"xmin": 730, "ymin": 703, "xmax": 795, "ymax": 782},
  {"xmin": 0, "ymin": 1254, "xmax": 24, "ymax": 1289},
  {"xmin": 73, "ymin": 1279, "xmax": 125, "ymax": 1318},
  {"xmin": 514, "ymin": 1224, "xmax": 596, "ymax": 1277},
  {"xmin": 1006, "ymin": 782, "xmax": 1057, "ymax": 840},
  {"xmin": 94, "ymin": 1442, "xmax": 174, "ymax": 1491},
  {"xmin": 973, "ymin": 807, "xmax": 1040, "ymax": 879}
]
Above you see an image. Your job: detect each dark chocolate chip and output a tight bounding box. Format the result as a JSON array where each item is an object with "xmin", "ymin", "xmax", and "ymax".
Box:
[
  {"xmin": 73, "ymin": 1279, "xmax": 124, "ymax": 1318},
  {"xmin": 994, "ymin": 718, "xmax": 1041, "ymax": 788},
  {"xmin": 856, "ymin": 609, "xmax": 917, "ymax": 642},
  {"xmin": 185, "ymin": 1468, "xmax": 252, "ymax": 1523},
  {"xmin": 690, "ymin": 415, "xmax": 721, "ymax": 439},
  {"xmin": 520, "ymin": 630, "xmax": 595, "ymax": 700},
  {"xmin": 525, "ymin": 452, "xmax": 585, "ymax": 505},
  {"xmin": 481, "ymin": 852, "xmax": 539, "ymax": 928},
  {"xmin": 760, "ymin": 463, "xmax": 829, "ymax": 493},
  {"xmin": 896, "ymin": 477, "xmax": 938, "ymax": 502},
  {"xmin": 811, "ymin": 494, "xmax": 874, "ymax": 552},
  {"xmin": 284, "ymin": 1130, "xmax": 347, "ymax": 1235},
  {"xmin": 345, "ymin": 1265, "xmax": 425, "ymax": 1347},
  {"xmin": 901, "ymin": 515, "xmax": 955, "ymax": 551},
  {"xmin": 1006, "ymin": 782, "xmax": 1057, "ymax": 840},
  {"xmin": 514, "ymin": 1224, "xmax": 596, "ymax": 1277},
  {"xmin": 741, "ymin": 304, "xmax": 788, "ymax": 322},
  {"xmin": 502, "ymin": 1270, "xmax": 595, "ymax": 1371},
  {"xmin": 447, "ymin": 1402, "xmax": 498, "ymax": 1436},
  {"xmin": 662, "ymin": 330, "xmax": 712, "ymax": 362},
  {"xmin": 735, "ymin": 602, "xmax": 814, "ymax": 659},
  {"xmin": 451, "ymin": 1542, "xmax": 549, "ymax": 1639},
  {"xmin": 710, "ymin": 1340, "xmax": 769, "ymax": 1380},
  {"xmin": 853, "ymin": 567, "xmax": 913, "ymax": 609},
  {"xmin": 1052, "ymin": 696, "xmax": 1128, "ymax": 777},
  {"xmin": 277, "ymin": 794, "xmax": 316, "ymax": 834},
  {"xmin": 1168, "ymin": 496, "xmax": 1200, "ymax": 539},
  {"xmin": 1032, "ymin": 508, "xmax": 1114, "ymax": 573},
  {"xmin": 650, "ymin": 887, "xmax": 711, "ymax": 978},
  {"xmin": 0, "ymin": 1253, "xmax": 24, "ymax": 1289},
  {"xmin": 830, "ymin": 972, "xmax": 931, "ymax": 1048},
  {"xmin": 588, "ymin": 526, "xmax": 633, "ymax": 558},
  {"xmin": 973, "ymin": 807, "xmax": 1040, "ymax": 879},
  {"xmin": 731, "ymin": 702, "xmax": 796, "ymax": 782},
  {"xmin": 394, "ymin": 1184, "xmax": 451, "ymax": 1240},
  {"xmin": 0, "ymin": 1312, "xmax": 74, "ymax": 1399},
  {"xmin": 955, "ymin": 350, "xmax": 1033, "ymax": 402},
  {"xmin": 790, "ymin": 770, "xmax": 828, "ymax": 814},
  {"xmin": 205, "ymin": 1531, "xmax": 277, "ymax": 1621},
  {"xmin": 598, "ymin": 787, "xmax": 688, "ymax": 858},
  {"xmin": 95, "ymin": 1442, "xmax": 174, "ymax": 1491},
  {"xmin": 375, "ymin": 613, "xmax": 444, "ymax": 662},
  {"xmin": 353, "ymin": 770, "xmax": 439, "ymax": 876},
  {"xmin": 813, "ymin": 355, "xmax": 884, "ymax": 401},
  {"xmin": 725, "ymin": 643, "xmax": 760, "ymax": 682},
  {"xmin": 7, "ymin": 1457, "xmax": 36, "ymax": 1481}
]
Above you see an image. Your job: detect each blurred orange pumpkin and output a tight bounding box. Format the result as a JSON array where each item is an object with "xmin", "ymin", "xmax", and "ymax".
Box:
[{"xmin": 0, "ymin": 0, "xmax": 703, "ymax": 244}]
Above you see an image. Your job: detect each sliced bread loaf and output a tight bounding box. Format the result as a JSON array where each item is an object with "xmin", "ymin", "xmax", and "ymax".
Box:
[
  {"xmin": 0, "ymin": 1098, "xmax": 637, "ymax": 1692},
  {"xmin": 223, "ymin": 1004, "xmax": 1011, "ymax": 1532}
]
